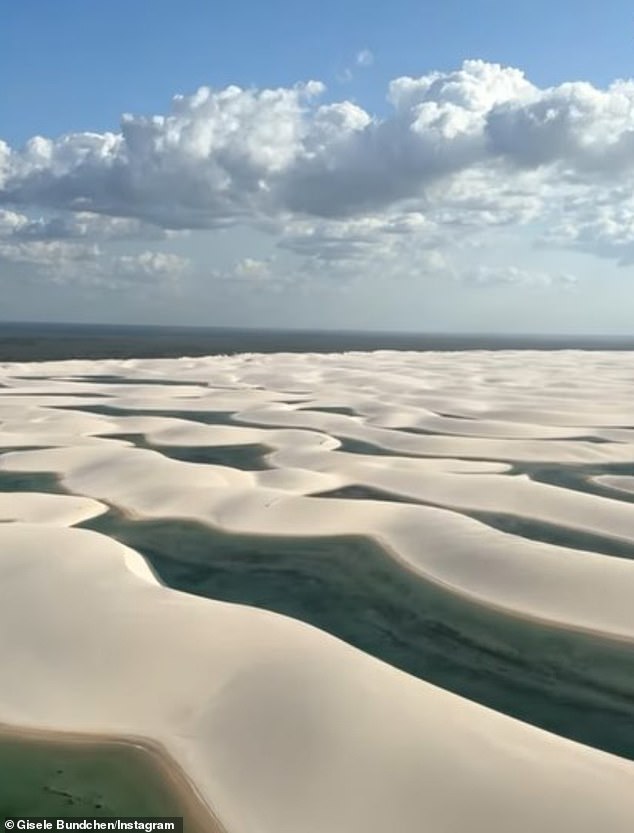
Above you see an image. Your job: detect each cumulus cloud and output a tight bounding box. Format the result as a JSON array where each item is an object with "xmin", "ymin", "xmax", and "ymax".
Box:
[
  {"xmin": 0, "ymin": 59, "xmax": 624, "ymax": 225},
  {"xmin": 0, "ymin": 82, "xmax": 325, "ymax": 228},
  {"xmin": 3, "ymin": 60, "xmax": 634, "ymax": 281}
]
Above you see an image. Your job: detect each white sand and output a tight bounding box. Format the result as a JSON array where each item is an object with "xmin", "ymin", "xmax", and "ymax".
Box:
[
  {"xmin": 595, "ymin": 475, "xmax": 634, "ymax": 496},
  {"xmin": 0, "ymin": 492, "xmax": 106, "ymax": 525},
  {"xmin": 0, "ymin": 350, "xmax": 634, "ymax": 832},
  {"xmin": 4, "ymin": 425, "xmax": 634, "ymax": 638}
]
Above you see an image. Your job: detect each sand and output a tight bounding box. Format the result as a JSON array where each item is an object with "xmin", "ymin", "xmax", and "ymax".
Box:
[{"xmin": 0, "ymin": 350, "xmax": 633, "ymax": 832}]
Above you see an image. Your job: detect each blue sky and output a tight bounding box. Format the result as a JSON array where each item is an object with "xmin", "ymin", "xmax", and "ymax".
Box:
[
  {"xmin": 2, "ymin": 0, "xmax": 634, "ymax": 332},
  {"xmin": 3, "ymin": 0, "xmax": 631, "ymax": 143}
]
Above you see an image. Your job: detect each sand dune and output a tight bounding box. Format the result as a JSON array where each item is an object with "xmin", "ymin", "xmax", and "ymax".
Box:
[
  {"xmin": 1, "ymin": 350, "xmax": 634, "ymax": 832},
  {"xmin": 595, "ymin": 476, "xmax": 634, "ymax": 496},
  {"xmin": 1, "ymin": 523, "xmax": 634, "ymax": 833},
  {"xmin": 4, "ymin": 436, "xmax": 634, "ymax": 638},
  {"xmin": 0, "ymin": 492, "xmax": 106, "ymax": 525}
]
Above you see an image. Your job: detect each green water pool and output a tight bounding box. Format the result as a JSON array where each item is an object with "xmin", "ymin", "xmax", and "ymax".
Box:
[{"xmin": 0, "ymin": 735, "xmax": 187, "ymax": 818}]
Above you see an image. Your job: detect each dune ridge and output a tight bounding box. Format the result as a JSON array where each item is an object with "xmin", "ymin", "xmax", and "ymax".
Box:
[{"xmin": 1, "ymin": 350, "xmax": 634, "ymax": 832}]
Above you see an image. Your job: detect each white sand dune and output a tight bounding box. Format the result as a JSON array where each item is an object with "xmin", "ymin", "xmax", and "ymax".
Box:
[
  {"xmin": 1, "ymin": 350, "xmax": 634, "ymax": 831},
  {"xmin": 0, "ymin": 492, "xmax": 107, "ymax": 525},
  {"xmin": 1, "ymin": 522, "xmax": 634, "ymax": 833},
  {"xmin": 4, "ymin": 437, "xmax": 634, "ymax": 639},
  {"xmin": 595, "ymin": 475, "xmax": 634, "ymax": 496}
]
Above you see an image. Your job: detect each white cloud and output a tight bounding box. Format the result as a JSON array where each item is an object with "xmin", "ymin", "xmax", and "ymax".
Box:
[
  {"xmin": 0, "ymin": 209, "xmax": 28, "ymax": 236},
  {"xmin": 540, "ymin": 185, "xmax": 634, "ymax": 265},
  {"xmin": 459, "ymin": 264, "xmax": 577, "ymax": 288},
  {"xmin": 0, "ymin": 59, "xmax": 607, "ymax": 225},
  {"xmin": 356, "ymin": 49, "xmax": 374, "ymax": 68},
  {"xmin": 1, "ymin": 81, "xmax": 325, "ymax": 228},
  {"xmin": 0, "ymin": 209, "xmax": 166, "ymax": 242},
  {"xmin": 277, "ymin": 212, "xmax": 441, "ymax": 263},
  {"xmin": 112, "ymin": 251, "xmax": 189, "ymax": 283},
  {"xmin": 233, "ymin": 257, "xmax": 273, "ymax": 280},
  {"xmin": 207, "ymin": 256, "xmax": 300, "ymax": 294},
  {"xmin": 0, "ymin": 239, "xmax": 99, "ymax": 273},
  {"xmin": 4, "ymin": 60, "xmax": 634, "ymax": 285},
  {"xmin": 0, "ymin": 236, "xmax": 189, "ymax": 289},
  {"xmin": 336, "ymin": 68, "xmax": 354, "ymax": 84}
]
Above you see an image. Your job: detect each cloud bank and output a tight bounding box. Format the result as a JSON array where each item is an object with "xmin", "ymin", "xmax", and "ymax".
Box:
[{"xmin": 2, "ymin": 60, "xmax": 634, "ymax": 287}]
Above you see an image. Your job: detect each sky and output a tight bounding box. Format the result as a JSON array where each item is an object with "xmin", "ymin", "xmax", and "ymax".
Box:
[{"xmin": 2, "ymin": 0, "xmax": 634, "ymax": 334}]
